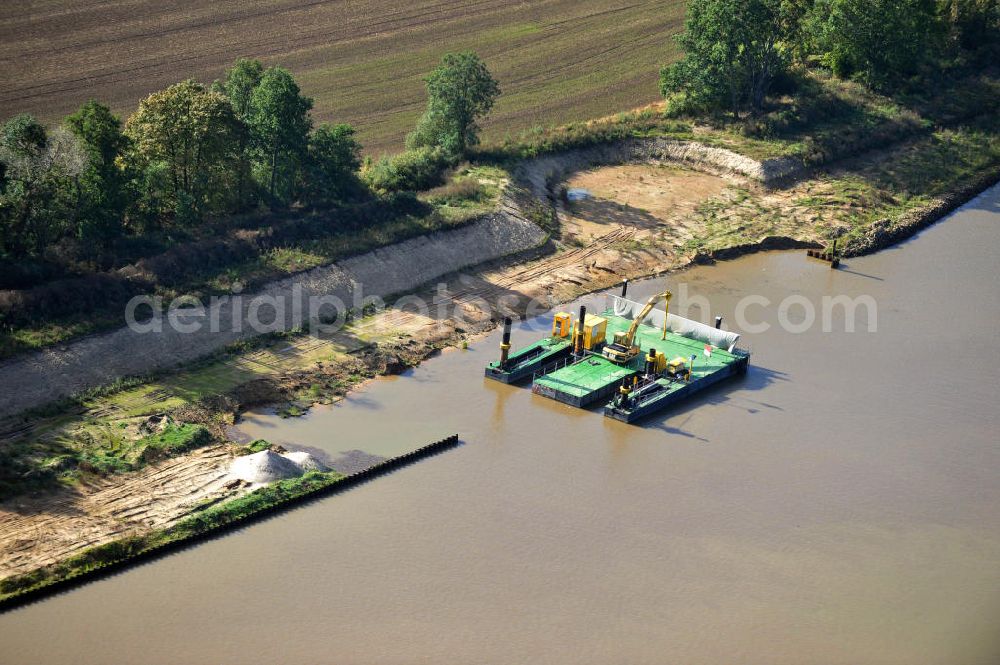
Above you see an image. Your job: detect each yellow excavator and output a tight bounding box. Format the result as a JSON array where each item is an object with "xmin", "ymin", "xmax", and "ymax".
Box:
[{"xmin": 601, "ymin": 290, "xmax": 672, "ymax": 364}]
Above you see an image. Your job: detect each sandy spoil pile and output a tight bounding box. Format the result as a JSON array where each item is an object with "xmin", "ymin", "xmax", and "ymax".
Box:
[
  {"xmin": 282, "ymin": 451, "xmax": 328, "ymax": 472},
  {"xmin": 228, "ymin": 450, "xmax": 329, "ymax": 485}
]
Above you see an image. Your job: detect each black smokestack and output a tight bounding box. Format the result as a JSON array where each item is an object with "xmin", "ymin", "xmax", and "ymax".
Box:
[{"xmin": 499, "ymin": 317, "xmax": 512, "ymax": 368}]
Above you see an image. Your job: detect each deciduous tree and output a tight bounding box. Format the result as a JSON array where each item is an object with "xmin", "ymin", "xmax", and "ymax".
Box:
[
  {"xmin": 659, "ymin": 0, "xmax": 789, "ymax": 116},
  {"xmin": 804, "ymin": 0, "xmax": 939, "ymax": 88},
  {"xmin": 0, "ymin": 115, "xmax": 87, "ymax": 257},
  {"xmin": 223, "ymin": 58, "xmax": 264, "ymax": 207},
  {"xmin": 303, "ymin": 123, "xmax": 364, "ymax": 204},
  {"xmin": 407, "ymin": 52, "xmax": 500, "ymax": 156},
  {"xmin": 65, "ymin": 100, "xmax": 130, "ymax": 245},
  {"xmin": 248, "ymin": 67, "xmax": 312, "ymax": 204},
  {"xmin": 939, "ymin": 0, "xmax": 1000, "ymax": 61},
  {"xmin": 125, "ymin": 80, "xmax": 239, "ymax": 221}
]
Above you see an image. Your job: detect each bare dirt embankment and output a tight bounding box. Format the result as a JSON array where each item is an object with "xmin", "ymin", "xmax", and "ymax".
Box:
[
  {"xmin": 516, "ymin": 136, "xmax": 806, "ymax": 192},
  {"xmin": 0, "ymin": 136, "xmax": 799, "ymax": 423},
  {"xmin": 0, "ymin": 208, "xmax": 548, "ymax": 421},
  {"xmin": 0, "ymin": 447, "xmax": 232, "ymax": 576}
]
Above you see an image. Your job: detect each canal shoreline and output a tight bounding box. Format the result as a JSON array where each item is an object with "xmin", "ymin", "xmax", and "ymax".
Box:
[
  {"xmin": 3, "ymin": 139, "xmax": 998, "ymax": 424},
  {"xmin": 0, "ymin": 134, "xmax": 791, "ymax": 423},
  {"xmin": 843, "ymin": 164, "xmax": 1000, "ymax": 257},
  {"xmin": 1, "ymin": 142, "xmax": 997, "ymax": 604},
  {"xmin": 4, "ymin": 183, "xmax": 999, "ymax": 664}
]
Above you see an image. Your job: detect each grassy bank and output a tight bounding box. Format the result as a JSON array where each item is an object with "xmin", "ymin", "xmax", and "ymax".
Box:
[
  {"xmin": 2, "ymin": 111, "xmax": 997, "ymax": 599},
  {"xmin": 0, "ymin": 415, "xmax": 212, "ymax": 501},
  {"xmin": 675, "ymin": 116, "xmax": 1000, "ymax": 257},
  {"xmin": 5, "ymin": 68, "xmax": 995, "ymax": 361},
  {"xmin": 480, "ymin": 68, "xmax": 999, "ymax": 259},
  {"xmin": 477, "ymin": 69, "xmax": 997, "ymax": 167}
]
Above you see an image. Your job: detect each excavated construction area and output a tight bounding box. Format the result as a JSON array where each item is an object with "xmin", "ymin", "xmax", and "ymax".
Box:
[
  {"xmin": 0, "ymin": 138, "xmax": 795, "ymax": 422},
  {"xmin": 1, "ymin": 138, "xmax": 823, "ymax": 580}
]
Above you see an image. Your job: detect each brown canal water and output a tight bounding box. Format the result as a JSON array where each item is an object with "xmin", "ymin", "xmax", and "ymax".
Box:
[{"xmin": 2, "ymin": 187, "xmax": 999, "ymax": 664}]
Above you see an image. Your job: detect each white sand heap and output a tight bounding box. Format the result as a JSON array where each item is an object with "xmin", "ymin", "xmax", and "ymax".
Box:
[
  {"xmin": 282, "ymin": 451, "xmax": 328, "ymax": 472},
  {"xmin": 228, "ymin": 450, "xmax": 329, "ymax": 486}
]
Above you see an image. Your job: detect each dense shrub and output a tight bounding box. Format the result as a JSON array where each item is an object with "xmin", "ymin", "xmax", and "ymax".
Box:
[
  {"xmin": 660, "ymin": 0, "xmax": 788, "ymax": 116},
  {"xmin": 0, "ymin": 191, "xmax": 435, "ymax": 330},
  {"xmin": 0, "ymin": 454, "xmax": 57, "ymax": 502},
  {"xmin": 804, "ymin": 0, "xmax": 940, "ymax": 90},
  {"xmin": 0, "ymin": 258, "xmax": 70, "ymax": 290},
  {"xmin": 265, "ymin": 192, "xmax": 430, "ymax": 245},
  {"xmin": 361, "ymin": 147, "xmax": 453, "ymax": 193},
  {"xmin": 77, "ymin": 451, "xmax": 133, "ymax": 475}
]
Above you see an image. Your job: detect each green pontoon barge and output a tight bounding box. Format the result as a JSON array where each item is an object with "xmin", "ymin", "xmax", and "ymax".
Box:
[
  {"xmin": 484, "ymin": 316, "xmax": 574, "ymax": 384},
  {"xmin": 485, "ymin": 281, "xmax": 749, "ymax": 423}
]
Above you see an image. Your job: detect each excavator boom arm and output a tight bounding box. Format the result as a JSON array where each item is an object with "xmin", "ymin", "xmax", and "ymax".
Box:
[{"xmin": 622, "ymin": 291, "xmax": 672, "ymax": 349}]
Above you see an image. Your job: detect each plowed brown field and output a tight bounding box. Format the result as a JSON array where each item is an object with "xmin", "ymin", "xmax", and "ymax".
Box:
[{"xmin": 0, "ymin": 0, "xmax": 684, "ymax": 153}]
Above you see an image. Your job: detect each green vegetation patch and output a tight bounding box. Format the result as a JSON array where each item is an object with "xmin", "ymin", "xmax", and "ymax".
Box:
[
  {"xmin": 0, "ymin": 420, "xmax": 213, "ymax": 501},
  {"xmin": 238, "ymin": 439, "xmax": 273, "ymax": 455},
  {"xmin": 0, "ymin": 322, "xmax": 381, "ymax": 503},
  {"xmin": 63, "ymin": 422, "xmax": 212, "ymax": 477},
  {"xmin": 137, "ymin": 423, "xmax": 213, "ymax": 463},
  {"xmin": 180, "ymin": 470, "xmax": 343, "ymax": 533}
]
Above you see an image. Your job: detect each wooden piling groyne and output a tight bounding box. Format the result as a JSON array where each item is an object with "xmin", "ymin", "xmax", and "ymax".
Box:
[
  {"xmin": 806, "ymin": 248, "xmax": 841, "ymax": 268},
  {"xmin": 0, "ymin": 434, "xmax": 460, "ymax": 612}
]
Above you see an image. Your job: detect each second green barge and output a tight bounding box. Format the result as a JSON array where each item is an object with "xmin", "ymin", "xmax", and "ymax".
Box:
[
  {"xmin": 484, "ymin": 317, "xmax": 574, "ymax": 384},
  {"xmin": 485, "ymin": 281, "xmax": 749, "ymax": 423}
]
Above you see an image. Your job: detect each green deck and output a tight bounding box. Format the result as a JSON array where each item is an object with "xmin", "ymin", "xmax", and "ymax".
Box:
[
  {"xmin": 604, "ymin": 353, "xmax": 749, "ymax": 423},
  {"xmin": 487, "ymin": 336, "xmax": 570, "ymax": 371},
  {"xmin": 535, "ymin": 355, "xmax": 638, "ymax": 399},
  {"xmin": 485, "ymin": 336, "xmax": 572, "ymax": 383},
  {"xmin": 532, "ymin": 310, "xmax": 741, "ymax": 406}
]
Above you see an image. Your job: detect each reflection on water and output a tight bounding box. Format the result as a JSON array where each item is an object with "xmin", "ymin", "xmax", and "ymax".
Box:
[{"xmin": 1, "ymin": 187, "xmax": 999, "ymax": 665}]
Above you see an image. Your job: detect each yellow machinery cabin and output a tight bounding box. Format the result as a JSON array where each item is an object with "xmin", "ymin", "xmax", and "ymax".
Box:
[
  {"xmin": 553, "ymin": 311, "xmax": 606, "ymax": 351},
  {"xmin": 580, "ymin": 314, "xmax": 607, "ymax": 351},
  {"xmin": 666, "ymin": 356, "xmax": 688, "ymax": 377},
  {"xmin": 552, "ymin": 312, "xmax": 572, "ymax": 338}
]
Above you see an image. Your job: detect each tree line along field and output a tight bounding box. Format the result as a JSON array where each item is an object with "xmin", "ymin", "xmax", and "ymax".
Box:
[{"xmin": 0, "ymin": 0, "xmax": 684, "ymax": 155}]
